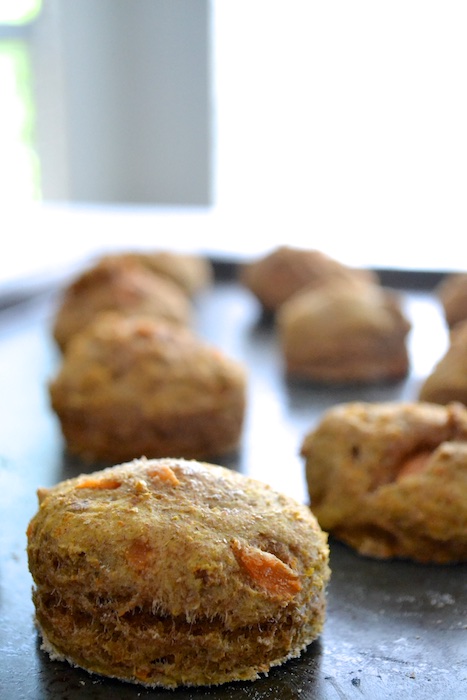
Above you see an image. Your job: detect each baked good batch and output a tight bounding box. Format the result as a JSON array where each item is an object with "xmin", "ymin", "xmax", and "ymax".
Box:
[
  {"xmin": 277, "ymin": 282, "xmax": 411, "ymax": 384},
  {"xmin": 240, "ymin": 245, "xmax": 378, "ymax": 312},
  {"xmin": 301, "ymin": 401, "xmax": 467, "ymax": 563},
  {"xmin": 26, "ymin": 242, "xmax": 465, "ymax": 691},
  {"xmin": 436, "ymin": 272, "xmax": 467, "ymax": 328},
  {"xmin": 49, "ymin": 314, "xmax": 247, "ymax": 463},
  {"xmin": 100, "ymin": 250, "xmax": 213, "ymax": 297},
  {"xmin": 52, "ymin": 255, "xmax": 192, "ymax": 352},
  {"xmin": 419, "ymin": 320, "xmax": 467, "ymax": 406},
  {"xmin": 27, "ymin": 458, "xmax": 330, "ymax": 688}
]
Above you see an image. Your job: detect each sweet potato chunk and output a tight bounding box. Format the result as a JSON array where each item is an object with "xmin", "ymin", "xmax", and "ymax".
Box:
[
  {"xmin": 398, "ymin": 451, "xmax": 432, "ymax": 480},
  {"xmin": 231, "ymin": 539, "xmax": 301, "ymax": 601},
  {"xmin": 146, "ymin": 463, "xmax": 180, "ymax": 486},
  {"xmin": 75, "ymin": 477, "xmax": 122, "ymax": 490}
]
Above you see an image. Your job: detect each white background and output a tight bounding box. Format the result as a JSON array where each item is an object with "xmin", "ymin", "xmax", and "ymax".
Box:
[{"xmin": 213, "ymin": 1, "xmax": 467, "ymax": 268}]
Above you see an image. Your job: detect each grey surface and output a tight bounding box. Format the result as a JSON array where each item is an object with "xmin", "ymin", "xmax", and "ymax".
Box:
[{"xmin": 0, "ymin": 274, "xmax": 466, "ymax": 700}]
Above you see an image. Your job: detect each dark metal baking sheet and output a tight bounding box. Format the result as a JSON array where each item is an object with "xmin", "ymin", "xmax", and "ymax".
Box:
[{"xmin": 1, "ymin": 266, "xmax": 466, "ymax": 700}]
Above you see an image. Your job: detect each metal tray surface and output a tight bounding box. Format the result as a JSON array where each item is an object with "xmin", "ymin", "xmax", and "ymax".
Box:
[{"xmin": 0, "ymin": 270, "xmax": 466, "ymax": 700}]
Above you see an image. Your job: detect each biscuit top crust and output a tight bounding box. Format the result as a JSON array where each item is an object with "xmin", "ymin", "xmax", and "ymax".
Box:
[
  {"xmin": 301, "ymin": 401, "xmax": 467, "ymax": 549},
  {"xmin": 278, "ymin": 283, "xmax": 410, "ymax": 340},
  {"xmin": 100, "ymin": 251, "xmax": 213, "ymax": 297},
  {"xmin": 28, "ymin": 459, "xmax": 329, "ymax": 627},
  {"xmin": 302, "ymin": 400, "xmax": 467, "ymax": 485},
  {"xmin": 50, "ymin": 315, "xmax": 246, "ymax": 414},
  {"xmin": 52, "ymin": 256, "xmax": 192, "ymax": 350},
  {"xmin": 240, "ymin": 245, "xmax": 377, "ymax": 311}
]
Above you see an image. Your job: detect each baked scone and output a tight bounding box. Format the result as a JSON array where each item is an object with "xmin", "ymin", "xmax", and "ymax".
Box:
[
  {"xmin": 436, "ymin": 272, "xmax": 467, "ymax": 328},
  {"xmin": 27, "ymin": 458, "xmax": 330, "ymax": 688},
  {"xmin": 100, "ymin": 250, "xmax": 213, "ymax": 297},
  {"xmin": 301, "ymin": 401, "xmax": 467, "ymax": 563},
  {"xmin": 277, "ymin": 283, "xmax": 411, "ymax": 384},
  {"xmin": 240, "ymin": 245, "xmax": 377, "ymax": 312},
  {"xmin": 52, "ymin": 256, "xmax": 192, "ymax": 352},
  {"xmin": 49, "ymin": 314, "xmax": 247, "ymax": 463},
  {"xmin": 419, "ymin": 320, "xmax": 467, "ymax": 406}
]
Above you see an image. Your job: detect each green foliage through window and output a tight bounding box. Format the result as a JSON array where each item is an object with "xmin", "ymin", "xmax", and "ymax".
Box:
[{"xmin": 0, "ymin": 1, "xmax": 42, "ymax": 202}]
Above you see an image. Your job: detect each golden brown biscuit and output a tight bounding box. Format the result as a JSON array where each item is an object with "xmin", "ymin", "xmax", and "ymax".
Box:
[
  {"xmin": 27, "ymin": 458, "xmax": 330, "ymax": 688},
  {"xmin": 419, "ymin": 320, "xmax": 467, "ymax": 406},
  {"xmin": 277, "ymin": 283, "xmax": 411, "ymax": 384},
  {"xmin": 436, "ymin": 272, "xmax": 467, "ymax": 328},
  {"xmin": 49, "ymin": 315, "xmax": 247, "ymax": 463},
  {"xmin": 101, "ymin": 250, "xmax": 213, "ymax": 297},
  {"xmin": 52, "ymin": 256, "xmax": 192, "ymax": 352},
  {"xmin": 301, "ymin": 401, "xmax": 467, "ymax": 563},
  {"xmin": 240, "ymin": 245, "xmax": 377, "ymax": 312}
]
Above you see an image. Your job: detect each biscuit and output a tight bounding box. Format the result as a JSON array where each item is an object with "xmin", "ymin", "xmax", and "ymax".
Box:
[
  {"xmin": 100, "ymin": 250, "xmax": 213, "ymax": 297},
  {"xmin": 49, "ymin": 314, "xmax": 247, "ymax": 463},
  {"xmin": 27, "ymin": 458, "xmax": 330, "ymax": 687},
  {"xmin": 301, "ymin": 401, "xmax": 467, "ymax": 563},
  {"xmin": 240, "ymin": 245, "xmax": 377, "ymax": 312},
  {"xmin": 419, "ymin": 320, "xmax": 467, "ymax": 406},
  {"xmin": 436, "ymin": 272, "xmax": 467, "ymax": 328},
  {"xmin": 52, "ymin": 256, "xmax": 192, "ymax": 352},
  {"xmin": 277, "ymin": 283, "xmax": 411, "ymax": 384}
]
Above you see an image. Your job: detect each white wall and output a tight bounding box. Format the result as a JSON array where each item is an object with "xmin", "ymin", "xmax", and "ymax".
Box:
[{"xmin": 213, "ymin": 1, "xmax": 467, "ymax": 268}]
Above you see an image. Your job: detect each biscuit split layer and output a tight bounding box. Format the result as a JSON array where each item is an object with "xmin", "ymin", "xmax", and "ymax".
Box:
[{"xmin": 27, "ymin": 458, "xmax": 330, "ymax": 688}]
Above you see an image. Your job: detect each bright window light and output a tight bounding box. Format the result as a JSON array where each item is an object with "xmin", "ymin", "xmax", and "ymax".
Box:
[
  {"xmin": 213, "ymin": 1, "xmax": 467, "ymax": 269},
  {"xmin": 0, "ymin": 40, "xmax": 40, "ymax": 202},
  {"xmin": 0, "ymin": 0, "xmax": 41, "ymax": 24},
  {"xmin": 0, "ymin": 2, "xmax": 42, "ymax": 203}
]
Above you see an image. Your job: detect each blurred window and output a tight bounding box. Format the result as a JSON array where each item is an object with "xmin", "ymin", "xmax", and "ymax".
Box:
[{"xmin": 0, "ymin": 0, "xmax": 42, "ymax": 203}]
